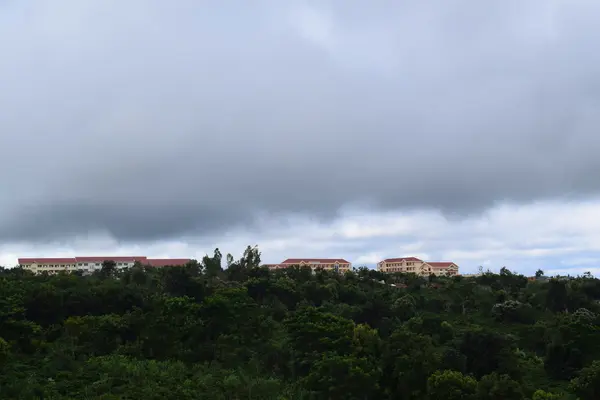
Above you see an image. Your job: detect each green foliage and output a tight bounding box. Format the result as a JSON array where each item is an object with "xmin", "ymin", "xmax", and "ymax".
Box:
[
  {"xmin": 0, "ymin": 337, "xmax": 9, "ymax": 365},
  {"xmin": 491, "ymin": 300, "xmax": 534, "ymax": 323},
  {"xmin": 301, "ymin": 353, "xmax": 381, "ymax": 399},
  {"xmin": 570, "ymin": 360, "xmax": 600, "ymax": 400},
  {"xmin": 531, "ymin": 389, "xmax": 568, "ymax": 400},
  {"xmin": 427, "ymin": 369, "xmax": 477, "ymax": 400},
  {"xmin": 0, "ymin": 253, "xmax": 598, "ymax": 398},
  {"xmin": 477, "ymin": 372, "xmax": 524, "ymax": 400}
]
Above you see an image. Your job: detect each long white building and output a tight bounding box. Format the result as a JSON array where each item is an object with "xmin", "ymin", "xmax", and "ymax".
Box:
[{"xmin": 18, "ymin": 256, "xmax": 191, "ymax": 274}]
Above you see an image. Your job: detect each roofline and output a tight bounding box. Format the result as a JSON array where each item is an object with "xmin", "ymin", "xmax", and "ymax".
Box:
[
  {"xmin": 280, "ymin": 258, "xmax": 351, "ymax": 264},
  {"xmin": 18, "ymin": 256, "xmax": 190, "ymax": 264}
]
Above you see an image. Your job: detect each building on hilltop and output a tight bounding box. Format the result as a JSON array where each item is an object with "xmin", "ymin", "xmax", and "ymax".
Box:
[
  {"xmin": 18, "ymin": 258, "xmax": 80, "ymax": 275},
  {"xmin": 427, "ymin": 262, "xmax": 459, "ymax": 276},
  {"xmin": 18, "ymin": 256, "xmax": 191, "ymax": 274},
  {"xmin": 261, "ymin": 264, "xmax": 282, "ymax": 270},
  {"xmin": 263, "ymin": 258, "xmax": 352, "ymax": 273},
  {"xmin": 377, "ymin": 257, "xmax": 458, "ymax": 276},
  {"xmin": 280, "ymin": 258, "xmax": 351, "ymax": 273}
]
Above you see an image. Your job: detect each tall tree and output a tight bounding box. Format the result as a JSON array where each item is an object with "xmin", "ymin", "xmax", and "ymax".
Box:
[{"xmin": 203, "ymin": 248, "xmax": 223, "ymax": 278}]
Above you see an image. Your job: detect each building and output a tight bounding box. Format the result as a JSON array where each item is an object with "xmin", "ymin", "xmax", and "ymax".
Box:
[
  {"xmin": 261, "ymin": 264, "xmax": 281, "ymax": 270},
  {"xmin": 18, "ymin": 256, "xmax": 191, "ymax": 274},
  {"xmin": 376, "ymin": 257, "xmax": 458, "ymax": 277},
  {"xmin": 266, "ymin": 258, "xmax": 352, "ymax": 273},
  {"xmin": 428, "ymin": 262, "xmax": 459, "ymax": 276}
]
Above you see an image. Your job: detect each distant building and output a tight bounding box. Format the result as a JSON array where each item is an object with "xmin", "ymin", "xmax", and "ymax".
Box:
[
  {"xmin": 261, "ymin": 264, "xmax": 282, "ymax": 270},
  {"xmin": 267, "ymin": 258, "xmax": 352, "ymax": 273},
  {"xmin": 18, "ymin": 256, "xmax": 190, "ymax": 274},
  {"xmin": 428, "ymin": 262, "xmax": 460, "ymax": 276},
  {"xmin": 376, "ymin": 257, "xmax": 458, "ymax": 277},
  {"xmin": 527, "ymin": 275, "xmax": 550, "ymax": 282}
]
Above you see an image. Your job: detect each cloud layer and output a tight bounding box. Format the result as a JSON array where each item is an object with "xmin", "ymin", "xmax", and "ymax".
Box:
[
  {"xmin": 2, "ymin": 1, "xmax": 600, "ymax": 273},
  {"xmin": 5, "ymin": 199, "xmax": 600, "ymax": 276}
]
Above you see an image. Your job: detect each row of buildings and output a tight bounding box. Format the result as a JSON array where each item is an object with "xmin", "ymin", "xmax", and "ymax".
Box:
[
  {"xmin": 18, "ymin": 256, "xmax": 459, "ymax": 277},
  {"xmin": 263, "ymin": 257, "xmax": 459, "ymax": 277},
  {"xmin": 17, "ymin": 256, "xmax": 191, "ymax": 274}
]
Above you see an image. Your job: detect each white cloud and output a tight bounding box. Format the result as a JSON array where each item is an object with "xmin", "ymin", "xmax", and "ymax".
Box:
[
  {"xmin": 561, "ymin": 256, "xmax": 600, "ymax": 266},
  {"xmin": 3, "ymin": 1, "xmax": 600, "ymax": 278},
  {"xmin": 545, "ymin": 267, "xmax": 599, "ymax": 277},
  {"xmin": 354, "ymin": 253, "xmax": 383, "ymax": 265},
  {"xmin": 288, "ymin": 4, "xmax": 337, "ymax": 53},
  {"xmin": 5, "ymin": 199, "xmax": 600, "ymax": 276}
]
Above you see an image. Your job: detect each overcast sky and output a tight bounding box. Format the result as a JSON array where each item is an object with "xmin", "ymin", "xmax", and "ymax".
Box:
[{"xmin": 2, "ymin": 0, "xmax": 600, "ymax": 275}]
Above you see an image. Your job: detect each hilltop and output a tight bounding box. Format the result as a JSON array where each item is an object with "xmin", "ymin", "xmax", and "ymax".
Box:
[{"xmin": 1, "ymin": 247, "xmax": 599, "ymax": 399}]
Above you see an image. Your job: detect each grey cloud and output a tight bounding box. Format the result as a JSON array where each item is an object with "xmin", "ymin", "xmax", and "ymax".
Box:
[{"xmin": 2, "ymin": 0, "xmax": 600, "ymax": 242}]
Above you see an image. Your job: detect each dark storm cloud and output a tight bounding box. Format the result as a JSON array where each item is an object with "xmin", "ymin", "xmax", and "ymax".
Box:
[{"xmin": 2, "ymin": 0, "xmax": 600, "ymax": 242}]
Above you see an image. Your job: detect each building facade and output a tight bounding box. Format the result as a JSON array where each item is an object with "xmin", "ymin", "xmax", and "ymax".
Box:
[
  {"xmin": 265, "ymin": 258, "xmax": 352, "ymax": 273},
  {"xmin": 377, "ymin": 257, "xmax": 459, "ymax": 277},
  {"xmin": 18, "ymin": 256, "xmax": 191, "ymax": 274}
]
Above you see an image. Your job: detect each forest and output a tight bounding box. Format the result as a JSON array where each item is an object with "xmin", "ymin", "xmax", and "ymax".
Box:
[{"xmin": 1, "ymin": 246, "xmax": 600, "ymax": 399}]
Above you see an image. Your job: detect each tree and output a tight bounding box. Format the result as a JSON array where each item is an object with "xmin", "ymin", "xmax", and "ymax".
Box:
[
  {"xmin": 491, "ymin": 300, "xmax": 534, "ymax": 323},
  {"xmin": 203, "ymin": 248, "xmax": 223, "ymax": 278},
  {"xmin": 536, "ymin": 269, "xmax": 545, "ymax": 278},
  {"xmin": 546, "ymin": 279, "xmax": 568, "ymax": 313},
  {"xmin": 570, "ymin": 360, "xmax": 600, "ymax": 400},
  {"xmin": 392, "ymin": 294, "xmax": 417, "ymax": 320},
  {"xmin": 381, "ymin": 328, "xmax": 440, "ymax": 398},
  {"xmin": 427, "ymin": 370, "xmax": 477, "ymax": 400},
  {"xmin": 459, "ymin": 327, "xmax": 518, "ymax": 378},
  {"xmin": 477, "ymin": 373, "xmax": 523, "ymax": 400},
  {"xmin": 301, "ymin": 353, "xmax": 381, "ymax": 399},
  {"xmin": 100, "ymin": 260, "xmax": 117, "ymax": 277},
  {"xmin": 240, "ymin": 245, "xmax": 261, "ymax": 268},
  {"xmin": 531, "ymin": 390, "xmax": 567, "ymax": 400},
  {"xmin": 283, "ymin": 305, "xmax": 356, "ymax": 381},
  {"xmin": 1, "ymin": 246, "xmax": 599, "ymax": 398},
  {"xmin": 0, "ymin": 337, "xmax": 9, "ymax": 367}
]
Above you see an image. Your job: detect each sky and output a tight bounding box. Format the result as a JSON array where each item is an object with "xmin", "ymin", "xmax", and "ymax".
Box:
[{"xmin": 2, "ymin": 0, "xmax": 600, "ymax": 276}]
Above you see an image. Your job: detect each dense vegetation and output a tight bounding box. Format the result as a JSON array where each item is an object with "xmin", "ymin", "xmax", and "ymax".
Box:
[{"xmin": 1, "ymin": 246, "xmax": 600, "ymax": 399}]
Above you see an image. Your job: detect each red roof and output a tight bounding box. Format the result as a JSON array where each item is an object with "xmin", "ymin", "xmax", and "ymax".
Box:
[
  {"xmin": 76, "ymin": 256, "xmax": 147, "ymax": 262},
  {"xmin": 280, "ymin": 258, "xmax": 350, "ymax": 264},
  {"xmin": 428, "ymin": 262, "xmax": 457, "ymax": 269},
  {"xmin": 145, "ymin": 258, "xmax": 191, "ymax": 267},
  {"xmin": 18, "ymin": 257, "xmax": 76, "ymax": 264},
  {"xmin": 382, "ymin": 257, "xmax": 423, "ymax": 263},
  {"xmin": 18, "ymin": 256, "xmax": 189, "ymax": 266}
]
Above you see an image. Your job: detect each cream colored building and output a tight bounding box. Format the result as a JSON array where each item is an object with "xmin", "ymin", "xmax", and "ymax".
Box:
[
  {"xmin": 18, "ymin": 256, "xmax": 189, "ymax": 274},
  {"xmin": 18, "ymin": 258, "xmax": 80, "ymax": 274},
  {"xmin": 377, "ymin": 257, "xmax": 458, "ymax": 277},
  {"xmin": 267, "ymin": 258, "xmax": 352, "ymax": 273}
]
